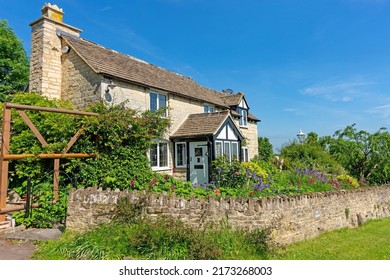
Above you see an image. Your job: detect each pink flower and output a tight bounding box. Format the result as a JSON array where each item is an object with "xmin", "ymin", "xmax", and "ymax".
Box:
[
  {"xmin": 234, "ymin": 171, "xmax": 240, "ymax": 176},
  {"xmin": 130, "ymin": 179, "xmax": 136, "ymax": 187},
  {"xmin": 150, "ymin": 179, "xmax": 157, "ymax": 187},
  {"xmin": 171, "ymin": 185, "xmax": 175, "ymax": 190},
  {"xmin": 214, "ymin": 189, "xmax": 220, "ymax": 194}
]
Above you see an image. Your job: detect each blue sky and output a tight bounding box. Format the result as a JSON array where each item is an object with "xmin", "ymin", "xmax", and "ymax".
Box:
[{"xmin": 1, "ymin": 0, "xmax": 390, "ymax": 151}]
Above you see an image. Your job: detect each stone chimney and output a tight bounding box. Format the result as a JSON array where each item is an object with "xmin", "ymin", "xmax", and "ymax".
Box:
[{"xmin": 29, "ymin": 3, "xmax": 82, "ymax": 99}]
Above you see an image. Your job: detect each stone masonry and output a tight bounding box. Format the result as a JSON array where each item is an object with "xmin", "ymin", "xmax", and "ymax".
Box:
[
  {"xmin": 67, "ymin": 185, "xmax": 390, "ymax": 244},
  {"xmin": 29, "ymin": 4, "xmax": 82, "ymax": 99}
]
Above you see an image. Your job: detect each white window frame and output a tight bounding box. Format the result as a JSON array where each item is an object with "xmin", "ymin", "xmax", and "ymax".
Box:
[
  {"xmin": 175, "ymin": 142, "xmax": 187, "ymax": 168},
  {"xmin": 238, "ymin": 107, "xmax": 248, "ymax": 127},
  {"xmin": 150, "ymin": 140, "xmax": 170, "ymax": 171},
  {"xmin": 242, "ymin": 147, "xmax": 249, "ymax": 162},
  {"xmin": 215, "ymin": 140, "xmax": 223, "ymax": 158},
  {"xmin": 150, "ymin": 91, "xmax": 168, "ymax": 117},
  {"xmin": 231, "ymin": 142, "xmax": 239, "ymax": 161},
  {"xmin": 224, "ymin": 141, "xmax": 231, "ymax": 161},
  {"xmin": 204, "ymin": 104, "xmax": 215, "ymax": 113}
]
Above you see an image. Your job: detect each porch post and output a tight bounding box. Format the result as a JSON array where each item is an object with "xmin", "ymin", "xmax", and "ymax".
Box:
[{"xmin": 208, "ymin": 138, "xmax": 213, "ymax": 183}]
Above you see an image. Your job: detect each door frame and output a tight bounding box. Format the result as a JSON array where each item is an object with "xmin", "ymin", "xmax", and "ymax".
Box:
[{"xmin": 188, "ymin": 141, "xmax": 210, "ymax": 184}]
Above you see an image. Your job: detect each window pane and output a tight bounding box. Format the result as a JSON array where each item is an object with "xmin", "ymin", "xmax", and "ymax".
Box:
[
  {"xmin": 159, "ymin": 142, "xmax": 168, "ymax": 167},
  {"xmin": 243, "ymin": 147, "xmax": 249, "ymax": 162},
  {"xmin": 204, "ymin": 105, "xmax": 215, "ymax": 113},
  {"xmin": 243, "ymin": 110, "xmax": 247, "ymax": 126},
  {"xmin": 215, "ymin": 142, "xmax": 222, "ymax": 158},
  {"xmin": 159, "ymin": 94, "xmax": 167, "ymax": 117},
  {"xmin": 224, "ymin": 142, "xmax": 231, "ymax": 161},
  {"xmin": 176, "ymin": 143, "xmax": 186, "ymax": 167},
  {"xmin": 158, "ymin": 94, "xmax": 166, "ymax": 107},
  {"xmin": 150, "ymin": 144, "xmax": 158, "ymax": 167},
  {"xmin": 232, "ymin": 142, "xmax": 238, "ymax": 160},
  {"xmin": 150, "ymin": 93, "xmax": 157, "ymax": 112},
  {"xmin": 238, "ymin": 108, "xmax": 243, "ymax": 125}
]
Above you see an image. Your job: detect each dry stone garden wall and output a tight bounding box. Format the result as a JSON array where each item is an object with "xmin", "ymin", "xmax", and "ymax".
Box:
[{"xmin": 66, "ymin": 185, "xmax": 390, "ymax": 244}]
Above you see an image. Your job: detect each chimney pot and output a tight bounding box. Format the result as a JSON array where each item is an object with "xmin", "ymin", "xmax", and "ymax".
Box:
[{"xmin": 41, "ymin": 3, "xmax": 64, "ymax": 22}]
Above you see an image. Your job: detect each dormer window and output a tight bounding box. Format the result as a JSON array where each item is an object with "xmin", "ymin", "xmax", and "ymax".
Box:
[
  {"xmin": 237, "ymin": 108, "xmax": 248, "ymax": 127},
  {"xmin": 150, "ymin": 92, "xmax": 167, "ymax": 117},
  {"xmin": 204, "ymin": 105, "xmax": 215, "ymax": 113}
]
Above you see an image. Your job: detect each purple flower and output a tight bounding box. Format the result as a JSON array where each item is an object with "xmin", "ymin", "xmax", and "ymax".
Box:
[{"xmin": 254, "ymin": 180, "xmax": 269, "ymax": 191}]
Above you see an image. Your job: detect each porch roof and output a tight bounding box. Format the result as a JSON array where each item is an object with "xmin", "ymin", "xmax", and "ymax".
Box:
[{"xmin": 171, "ymin": 111, "xmax": 232, "ymax": 139}]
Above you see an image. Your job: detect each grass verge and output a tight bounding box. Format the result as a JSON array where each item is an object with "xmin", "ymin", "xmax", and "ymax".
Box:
[
  {"xmin": 272, "ymin": 217, "xmax": 390, "ymax": 260},
  {"xmin": 32, "ymin": 217, "xmax": 271, "ymax": 260}
]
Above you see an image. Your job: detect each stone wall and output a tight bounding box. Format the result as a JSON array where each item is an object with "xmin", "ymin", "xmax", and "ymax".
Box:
[
  {"xmin": 61, "ymin": 45, "xmax": 101, "ymax": 108},
  {"xmin": 29, "ymin": 4, "xmax": 82, "ymax": 99},
  {"xmin": 231, "ymin": 117, "xmax": 258, "ymax": 161},
  {"xmin": 66, "ymin": 185, "xmax": 390, "ymax": 244}
]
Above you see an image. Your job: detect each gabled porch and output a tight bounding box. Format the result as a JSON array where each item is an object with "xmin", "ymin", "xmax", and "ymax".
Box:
[{"xmin": 171, "ymin": 111, "xmax": 243, "ymax": 184}]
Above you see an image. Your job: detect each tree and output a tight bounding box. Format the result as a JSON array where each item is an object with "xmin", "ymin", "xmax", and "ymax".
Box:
[
  {"xmin": 0, "ymin": 20, "xmax": 29, "ymax": 99},
  {"xmin": 279, "ymin": 138, "xmax": 345, "ymax": 175},
  {"xmin": 257, "ymin": 136, "xmax": 273, "ymax": 161},
  {"xmin": 306, "ymin": 132, "xmax": 319, "ymax": 145},
  {"xmin": 322, "ymin": 124, "xmax": 390, "ymax": 185}
]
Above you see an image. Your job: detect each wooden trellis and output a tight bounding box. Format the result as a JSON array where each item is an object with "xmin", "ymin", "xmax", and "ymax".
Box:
[{"xmin": 0, "ymin": 102, "xmax": 98, "ymax": 222}]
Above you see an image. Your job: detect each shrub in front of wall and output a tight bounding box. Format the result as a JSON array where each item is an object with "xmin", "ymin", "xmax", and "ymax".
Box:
[
  {"xmin": 212, "ymin": 157, "xmax": 246, "ymax": 189},
  {"xmin": 241, "ymin": 161, "xmax": 268, "ymax": 182},
  {"xmin": 336, "ymin": 174, "xmax": 361, "ymax": 189},
  {"xmin": 4, "ymin": 94, "xmax": 170, "ymax": 228}
]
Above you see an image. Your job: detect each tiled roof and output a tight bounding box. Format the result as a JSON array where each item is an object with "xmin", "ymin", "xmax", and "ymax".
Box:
[
  {"xmin": 171, "ymin": 111, "xmax": 230, "ymax": 138},
  {"xmin": 62, "ymin": 35, "xmax": 228, "ymax": 108},
  {"xmin": 248, "ymin": 112, "xmax": 260, "ymax": 122},
  {"xmin": 61, "ymin": 34, "xmax": 260, "ymax": 121},
  {"xmin": 230, "ymin": 108, "xmax": 260, "ymax": 122},
  {"xmin": 220, "ymin": 92, "xmax": 243, "ymax": 107}
]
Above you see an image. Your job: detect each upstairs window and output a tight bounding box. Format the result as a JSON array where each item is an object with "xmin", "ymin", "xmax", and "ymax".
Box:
[
  {"xmin": 150, "ymin": 92, "xmax": 167, "ymax": 117},
  {"xmin": 204, "ymin": 105, "xmax": 215, "ymax": 113},
  {"xmin": 237, "ymin": 108, "xmax": 248, "ymax": 127}
]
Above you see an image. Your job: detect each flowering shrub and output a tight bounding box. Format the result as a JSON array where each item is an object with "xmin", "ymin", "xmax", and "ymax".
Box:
[
  {"xmin": 125, "ymin": 158, "xmax": 362, "ymax": 201},
  {"xmin": 336, "ymin": 174, "xmax": 360, "ymax": 189},
  {"xmin": 241, "ymin": 162, "xmax": 268, "ymax": 181},
  {"xmin": 212, "ymin": 157, "xmax": 246, "ymax": 189}
]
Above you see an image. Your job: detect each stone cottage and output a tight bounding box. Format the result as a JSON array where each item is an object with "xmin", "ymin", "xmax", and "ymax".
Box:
[{"xmin": 28, "ymin": 3, "xmax": 260, "ymax": 184}]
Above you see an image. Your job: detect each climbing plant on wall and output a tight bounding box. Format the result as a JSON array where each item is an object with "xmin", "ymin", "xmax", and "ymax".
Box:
[{"xmin": 1, "ymin": 92, "xmax": 170, "ymax": 227}]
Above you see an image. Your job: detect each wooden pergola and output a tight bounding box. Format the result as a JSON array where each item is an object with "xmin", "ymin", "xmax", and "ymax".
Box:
[{"xmin": 0, "ymin": 102, "xmax": 98, "ymax": 222}]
